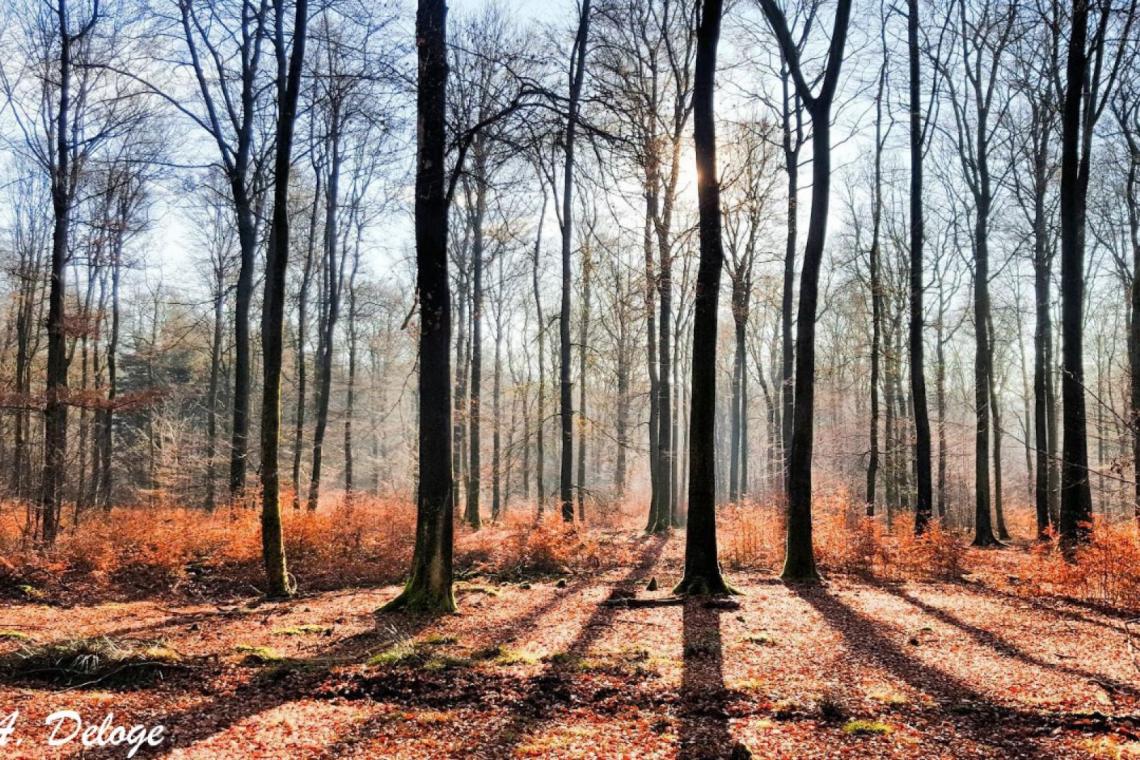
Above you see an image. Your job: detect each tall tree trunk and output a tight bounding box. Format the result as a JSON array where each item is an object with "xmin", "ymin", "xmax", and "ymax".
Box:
[
  {"xmin": 559, "ymin": 0, "xmax": 591, "ymax": 522},
  {"xmin": 41, "ymin": 0, "xmax": 81, "ymax": 545},
  {"xmin": 466, "ymin": 170, "xmax": 487, "ymax": 529},
  {"xmin": 259, "ymin": 0, "xmax": 309, "ymax": 599},
  {"xmin": 99, "ymin": 243, "xmax": 121, "ymax": 511},
  {"xmin": 936, "ymin": 281, "xmax": 948, "ymax": 520},
  {"xmin": 671, "ymin": 316, "xmax": 682, "ymax": 524},
  {"xmin": 972, "ymin": 200, "xmax": 998, "ymax": 546},
  {"xmin": 676, "ymin": 0, "xmax": 731, "ymax": 596},
  {"xmin": 292, "ymin": 173, "xmax": 320, "ymax": 510},
  {"xmin": 884, "ymin": 312, "xmax": 898, "ymax": 523},
  {"xmin": 205, "ymin": 261, "xmax": 224, "ymax": 511},
  {"xmin": 760, "ymin": 0, "xmax": 851, "ymax": 581},
  {"xmin": 740, "ymin": 361, "xmax": 748, "ymax": 500},
  {"xmin": 729, "ymin": 310, "xmax": 744, "ymax": 504},
  {"xmin": 307, "ymin": 119, "xmax": 345, "ymax": 512},
  {"xmin": 1058, "ymin": 0, "xmax": 1093, "ymax": 551},
  {"xmin": 230, "ymin": 187, "xmax": 257, "ymax": 497},
  {"xmin": 988, "ymin": 314, "xmax": 1010, "ymax": 541},
  {"xmin": 453, "ymin": 259, "xmax": 469, "ymax": 514},
  {"xmin": 780, "ymin": 73, "xmax": 798, "ymax": 494},
  {"xmin": 644, "ymin": 198, "xmax": 663, "ymax": 531},
  {"xmin": 1034, "ymin": 210, "xmax": 1053, "ymax": 537},
  {"xmin": 344, "ymin": 232, "xmax": 361, "ymax": 499},
  {"xmin": 531, "ymin": 186, "xmax": 547, "ymax": 513},
  {"xmin": 908, "ymin": 0, "xmax": 933, "ymax": 534},
  {"xmin": 576, "ymin": 240, "xmax": 591, "ymax": 522},
  {"xmin": 87, "ymin": 265, "xmax": 106, "ymax": 512},
  {"xmin": 1123, "ymin": 113, "xmax": 1140, "ymax": 528},
  {"xmin": 614, "ymin": 320, "xmax": 629, "ymax": 496},
  {"xmin": 867, "ymin": 46, "xmax": 886, "ymax": 517},
  {"xmin": 383, "ymin": 0, "xmax": 455, "ymax": 612},
  {"xmin": 492, "ymin": 253, "xmax": 505, "ymax": 521},
  {"xmin": 1015, "ymin": 288, "xmax": 1035, "ymax": 506}
]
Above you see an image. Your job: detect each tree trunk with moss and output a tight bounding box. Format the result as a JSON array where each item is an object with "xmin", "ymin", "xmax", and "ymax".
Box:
[
  {"xmin": 259, "ymin": 0, "xmax": 309, "ymax": 599},
  {"xmin": 383, "ymin": 0, "xmax": 455, "ymax": 613}
]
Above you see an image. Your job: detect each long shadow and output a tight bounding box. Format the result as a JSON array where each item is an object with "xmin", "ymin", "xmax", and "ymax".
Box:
[
  {"xmin": 56, "ymin": 569, "xmax": 607, "ymax": 756},
  {"xmin": 456, "ymin": 534, "xmax": 670, "ymax": 757},
  {"xmin": 313, "ymin": 533, "xmax": 671, "ymax": 758},
  {"xmin": 678, "ymin": 598, "xmax": 733, "ymax": 760},
  {"xmin": 864, "ymin": 579, "xmax": 1140, "ymax": 700},
  {"xmin": 789, "ymin": 583, "xmax": 1049, "ymax": 756},
  {"xmin": 951, "ymin": 579, "xmax": 1132, "ymax": 634},
  {"xmin": 90, "ymin": 600, "xmax": 440, "ymax": 758}
]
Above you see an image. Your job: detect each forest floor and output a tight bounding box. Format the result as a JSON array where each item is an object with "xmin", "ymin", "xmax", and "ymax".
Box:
[{"xmin": 0, "ymin": 532, "xmax": 1138, "ymax": 759}]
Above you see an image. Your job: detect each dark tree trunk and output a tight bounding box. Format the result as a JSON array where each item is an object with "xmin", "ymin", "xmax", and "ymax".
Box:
[
  {"xmin": 98, "ymin": 237, "xmax": 121, "ymax": 511},
  {"xmin": 988, "ymin": 314, "xmax": 1010, "ymax": 541},
  {"xmin": 1058, "ymin": 0, "xmax": 1093, "ymax": 551},
  {"xmin": 972, "ymin": 200, "xmax": 998, "ymax": 546},
  {"xmin": 531, "ymin": 185, "xmax": 547, "ymax": 513},
  {"xmin": 559, "ymin": 0, "xmax": 591, "ymax": 522},
  {"xmin": 384, "ymin": 0, "xmax": 455, "ymax": 612},
  {"xmin": 491, "ymin": 263, "xmax": 504, "ymax": 521},
  {"xmin": 908, "ymin": 0, "xmax": 933, "ymax": 534},
  {"xmin": 1033, "ymin": 138, "xmax": 1054, "ymax": 537},
  {"xmin": 615, "ymin": 327, "xmax": 630, "ymax": 496},
  {"xmin": 176, "ymin": 0, "xmax": 266, "ymax": 501},
  {"xmin": 676, "ymin": 0, "xmax": 731, "ymax": 597},
  {"xmin": 866, "ymin": 47, "xmax": 886, "ymax": 517},
  {"xmin": 41, "ymin": 0, "xmax": 81, "ymax": 545},
  {"xmin": 466, "ymin": 167, "xmax": 487, "ymax": 529},
  {"xmin": 1122, "ymin": 111, "xmax": 1140, "ymax": 528},
  {"xmin": 230, "ymin": 185, "xmax": 257, "ymax": 498},
  {"xmin": 760, "ymin": 0, "xmax": 851, "ymax": 581},
  {"xmin": 780, "ymin": 74, "xmax": 799, "ymax": 494},
  {"xmin": 205, "ymin": 258, "xmax": 225, "ymax": 511},
  {"xmin": 453, "ymin": 257, "xmax": 469, "ymax": 514},
  {"xmin": 671, "ymin": 314, "xmax": 682, "ymax": 523},
  {"xmin": 259, "ymin": 0, "xmax": 309, "ymax": 599},
  {"xmin": 644, "ymin": 200, "xmax": 663, "ymax": 531},
  {"xmin": 729, "ymin": 313, "xmax": 744, "ymax": 504}
]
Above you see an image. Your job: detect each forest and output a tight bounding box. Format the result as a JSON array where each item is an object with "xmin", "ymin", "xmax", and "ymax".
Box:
[{"xmin": 0, "ymin": 0, "xmax": 1139, "ymax": 756}]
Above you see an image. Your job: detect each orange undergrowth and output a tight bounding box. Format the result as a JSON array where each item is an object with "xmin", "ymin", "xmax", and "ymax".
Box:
[
  {"xmin": 0, "ymin": 495, "xmax": 638, "ymax": 602},
  {"xmin": 2, "ymin": 491, "xmax": 1137, "ymax": 609},
  {"xmin": 720, "ymin": 491, "xmax": 964, "ymax": 581},
  {"xmin": 1020, "ymin": 518, "xmax": 1140, "ymax": 610}
]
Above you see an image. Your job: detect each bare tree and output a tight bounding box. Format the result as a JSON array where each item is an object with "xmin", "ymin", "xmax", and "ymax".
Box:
[
  {"xmin": 259, "ymin": 0, "xmax": 310, "ymax": 599},
  {"xmin": 721, "ymin": 119, "xmax": 777, "ymax": 505},
  {"xmin": 675, "ymin": 0, "xmax": 730, "ymax": 596},
  {"xmin": 1058, "ymin": 0, "xmax": 1137, "ymax": 551},
  {"xmin": 383, "ymin": 0, "xmax": 455, "ymax": 612},
  {"xmin": 557, "ymin": 0, "xmax": 593, "ymax": 522},
  {"xmin": 759, "ymin": 0, "xmax": 852, "ymax": 581}
]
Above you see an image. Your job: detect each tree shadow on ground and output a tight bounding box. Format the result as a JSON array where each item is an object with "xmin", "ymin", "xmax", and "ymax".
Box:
[
  {"xmin": 61, "ymin": 542, "xmax": 634, "ymax": 757},
  {"xmin": 105, "ymin": 609, "xmax": 440, "ymax": 758},
  {"xmin": 951, "ymin": 578, "xmax": 1134, "ymax": 634},
  {"xmin": 789, "ymin": 582, "xmax": 1051, "ymax": 756},
  {"xmin": 311, "ymin": 533, "xmax": 671, "ymax": 758},
  {"xmin": 677, "ymin": 597, "xmax": 735, "ymax": 760},
  {"xmin": 863, "ymin": 579, "xmax": 1140, "ymax": 700}
]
